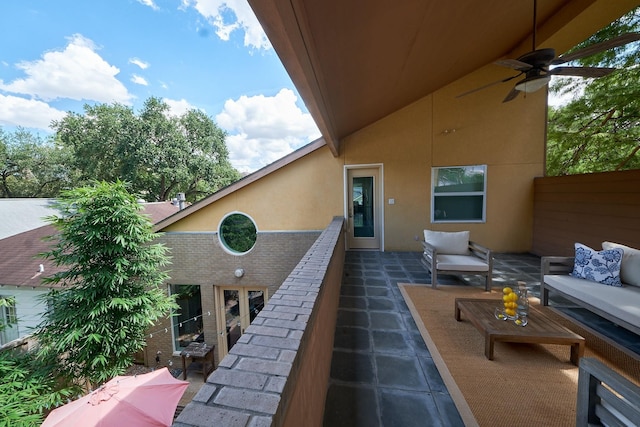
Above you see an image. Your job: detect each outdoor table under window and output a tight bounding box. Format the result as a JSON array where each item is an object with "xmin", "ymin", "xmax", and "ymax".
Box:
[{"xmin": 180, "ymin": 342, "xmax": 215, "ymax": 380}]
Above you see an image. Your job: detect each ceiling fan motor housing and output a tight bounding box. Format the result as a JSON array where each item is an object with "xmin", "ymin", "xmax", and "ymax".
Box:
[{"xmin": 517, "ymin": 48, "xmax": 556, "ymax": 69}]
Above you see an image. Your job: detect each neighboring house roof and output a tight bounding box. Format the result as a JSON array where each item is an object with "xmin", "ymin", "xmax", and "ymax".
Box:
[
  {"xmin": 0, "ymin": 201, "xmax": 180, "ymax": 288},
  {"xmin": 140, "ymin": 201, "xmax": 182, "ymax": 224},
  {"xmin": 0, "ymin": 225, "xmax": 60, "ymax": 288},
  {"xmin": 0, "ymin": 199, "xmax": 58, "ymax": 239}
]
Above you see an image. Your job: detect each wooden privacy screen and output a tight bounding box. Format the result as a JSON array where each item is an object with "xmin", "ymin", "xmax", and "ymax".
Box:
[{"xmin": 532, "ymin": 169, "xmax": 640, "ymax": 257}]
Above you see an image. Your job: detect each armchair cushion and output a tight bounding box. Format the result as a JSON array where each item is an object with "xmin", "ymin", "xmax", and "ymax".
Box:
[
  {"xmin": 423, "ymin": 230, "xmax": 469, "ymax": 255},
  {"xmin": 435, "ymin": 254, "xmax": 490, "ymax": 272}
]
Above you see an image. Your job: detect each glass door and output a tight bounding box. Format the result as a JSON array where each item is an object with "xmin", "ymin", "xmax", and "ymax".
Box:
[
  {"xmin": 223, "ymin": 289, "xmax": 242, "ymax": 351},
  {"xmin": 217, "ymin": 287, "xmax": 267, "ymax": 356},
  {"xmin": 347, "ymin": 167, "xmax": 381, "ymax": 249}
]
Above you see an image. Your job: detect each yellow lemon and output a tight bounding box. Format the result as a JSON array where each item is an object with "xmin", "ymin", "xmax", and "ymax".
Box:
[
  {"xmin": 503, "ymin": 287, "xmax": 512, "ymax": 295},
  {"xmin": 503, "ymin": 295, "xmax": 510, "ymax": 303},
  {"xmin": 505, "ymin": 308, "xmax": 516, "ymax": 317}
]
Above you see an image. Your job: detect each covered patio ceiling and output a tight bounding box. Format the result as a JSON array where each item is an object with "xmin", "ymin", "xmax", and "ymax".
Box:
[{"xmin": 248, "ymin": 0, "xmax": 638, "ymax": 156}]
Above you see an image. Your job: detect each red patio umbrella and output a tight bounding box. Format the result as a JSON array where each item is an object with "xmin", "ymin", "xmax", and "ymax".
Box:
[{"xmin": 41, "ymin": 367, "xmax": 188, "ymax": 427}]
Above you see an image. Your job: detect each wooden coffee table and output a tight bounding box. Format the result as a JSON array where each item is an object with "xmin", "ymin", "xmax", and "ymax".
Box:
[{"xmin": 454, "ymin": 298, "xmax": 585, "ymax": 365}]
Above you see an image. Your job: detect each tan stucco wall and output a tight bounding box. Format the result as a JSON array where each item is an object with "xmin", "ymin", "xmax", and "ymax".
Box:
[
  {"xmin": 164, "ymin": 147, "xmax": 344, "ymax": 232},
  {"xmin": 340, "ymin": 63, "xmax": 546, "ymax": 252}
]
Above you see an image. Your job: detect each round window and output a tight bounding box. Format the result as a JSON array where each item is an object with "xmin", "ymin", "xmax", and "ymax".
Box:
[{"xmin": 219, "ymin": 212, "xmax": 257, "ymax": 254}]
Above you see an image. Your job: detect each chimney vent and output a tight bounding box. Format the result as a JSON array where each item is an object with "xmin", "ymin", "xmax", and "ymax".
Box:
[{"xmin": 176, "ymin": 193, "xmax": 186, "ymax": 210}]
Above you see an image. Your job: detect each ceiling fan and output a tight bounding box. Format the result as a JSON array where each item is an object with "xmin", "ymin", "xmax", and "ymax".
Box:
[{"xmin": 458, "ymin": 0, "xmax": 640, "ymax": 102}]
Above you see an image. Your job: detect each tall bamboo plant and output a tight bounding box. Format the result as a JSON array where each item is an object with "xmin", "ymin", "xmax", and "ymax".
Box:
[{"xmin": 34, "ymin": 181, "xmax": 177, "ymax": 389}]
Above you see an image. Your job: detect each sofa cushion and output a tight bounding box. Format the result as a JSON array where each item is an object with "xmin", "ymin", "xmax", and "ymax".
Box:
[
  {"xmin": 544, "ymin": 274, "xmax": 640, "ymax": 329},
  {"xmin": 571, "ymin": 243, "xmax": 623, "ymax": 287},
  {"xmin": 435, "ymin": 254, "xmax": 489, "ymax": 272},
  {"xmin": 424, "ymin": 230, "xmax": 469, "ymax": 255},
  {"xmin": 602, "ymin": 241, "xmax": 640, "ymax": 288}
]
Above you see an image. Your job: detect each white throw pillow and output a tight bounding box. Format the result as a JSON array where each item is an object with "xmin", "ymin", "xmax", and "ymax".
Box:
[
  {"xmin": 602, "ymin": 241, "xmax": 640, "ymax": 287},
  {"xmin": 424, "ymin": 230, "xmax": 469, "ymax": 255},
  {"xmin": 571, "ymin": 243, "xmax": 623, "ymax": 287}
]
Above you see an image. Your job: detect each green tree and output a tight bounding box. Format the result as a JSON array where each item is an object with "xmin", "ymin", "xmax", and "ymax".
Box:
[
  {"xmin": 53, "ymin": 97, "xmax": 241, "ymax": 202},
  {"xmin": 0, "ymin": 350, "xmax": 74, "ymax": 427},
  {"xmin": 547, "ymin": 7, "xmax": 640, "ymax": 175},
  {"xmin": 0, "ymin": 298, "xmax": 74, "ymax": 427},
  {"xmin": 0, "ymin": 128, "xmax": 75, "ymax": 197},
  {"xmin": 34, "ymin": 181, "xmax": 177, "ymax": 388}
]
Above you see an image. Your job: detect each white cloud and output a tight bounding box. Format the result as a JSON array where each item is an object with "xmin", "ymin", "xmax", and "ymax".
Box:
[
  {"xmin": 187, "ymin": 0, "xmax": 271, "ymax": 50},
  {"xmin": 216, "ymin": 88, "xmax": 320, "ymax": 172},
  {"xmin": 129, "ymin": 57, "xmax": 149, "ymax": 69},
  {"xmin": 137, "ymin": 0, "xmax": 159, "ymax": 11},
  {"xmin": 0, "ymin": 94, "xmax": 66, "ymax": 130},
  {"xmin": 0, "ymin": 34, "xmax": 133, "ymax": 105},
  {"xmin": 164, "ymin": 98, "xmax": 198, "ymax": 116},
  {"xmin": 131, "ymin": 74, "xmax": 149, "ymax": 86}
]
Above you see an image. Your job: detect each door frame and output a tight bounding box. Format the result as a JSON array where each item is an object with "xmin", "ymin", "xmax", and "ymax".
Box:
[
  {"xmin": 215, "ymin": 286, "xmax": 269, "ymax": 358},
  {"xmin": 344, "ymin": 164, "xmax": 384, "ymax": 251}
]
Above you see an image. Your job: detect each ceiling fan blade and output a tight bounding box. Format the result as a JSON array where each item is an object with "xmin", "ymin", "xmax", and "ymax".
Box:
[
  {"xmin": 495, "ymin": 58, "xmax": 533, "ymax": 71},
  {"xmin": 456, "ymin": 74, "xmax": 521, "ymax": 98},
  {"xmin": 551, "ymin": 32, "xmax": 640, "ymax": 65},
  {"xmin": 503, "ymin": 87, "xmax": 520, "ymax": 103},
  {"xmin": 550, "ymin": 66, "xmax": 616, "ymax": 77}
]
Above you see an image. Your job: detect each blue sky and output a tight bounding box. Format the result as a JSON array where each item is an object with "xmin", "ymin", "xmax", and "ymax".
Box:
[{"xmin": 0, "ymin": 0, "xmax": 321, "ymax": 173}]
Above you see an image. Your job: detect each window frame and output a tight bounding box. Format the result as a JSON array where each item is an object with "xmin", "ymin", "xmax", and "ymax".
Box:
[
  {"xmin": 168, "ymin": 284, "xmax": 203, "ymax": 353},
  {"xmin": 217, "ymin": 211, "xmax": 258, "ymax": 256},
  {"xmin": 431, "ymin": 165, "xmax": 487, "ymax": 223},
  {"xmin": 0, "ymin": 296, "xmax": 19, "ymax": 345}
]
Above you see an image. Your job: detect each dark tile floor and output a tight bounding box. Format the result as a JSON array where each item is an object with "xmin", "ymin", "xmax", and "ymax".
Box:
[{"xmin": 321, "ymin": 250, "xmax": 584, "ymax": 427}]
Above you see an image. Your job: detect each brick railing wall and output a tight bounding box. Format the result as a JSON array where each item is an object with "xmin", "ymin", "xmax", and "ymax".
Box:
[{"xmin": 173, "ymin": 216, "xmax": 345, "ymax": 427}]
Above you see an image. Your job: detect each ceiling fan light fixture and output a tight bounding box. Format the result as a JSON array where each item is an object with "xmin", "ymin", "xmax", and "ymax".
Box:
[{"xmin": 514, "ymin": 74, "xmax": 550, "ymax": 93}]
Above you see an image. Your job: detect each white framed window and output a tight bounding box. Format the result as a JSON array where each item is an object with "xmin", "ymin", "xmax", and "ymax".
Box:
[
  {"xmin": 218, "ymin": 212, "xmax": 258, "ymax": 255},
  {"xmin": 431, "ymin": 165, "xmax": 487, "ymax": 223},
  {"xmin": 169, "ymin": 284, "xmax": 203, "ymax": 352},
  {"xmin": 0, "ymin": 296, "xmax": 18, "ymax": 345}
]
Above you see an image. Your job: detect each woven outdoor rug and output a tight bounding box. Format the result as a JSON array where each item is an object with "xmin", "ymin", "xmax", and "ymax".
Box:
[{"xmin": 398, "ymin": 284, "xmax": 640, "ymax": 427}]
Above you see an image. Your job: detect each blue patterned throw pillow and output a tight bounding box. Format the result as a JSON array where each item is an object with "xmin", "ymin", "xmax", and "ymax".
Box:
[{"xmin": 571, "ymin": 243, "xmax": 623, "ymax": 287}]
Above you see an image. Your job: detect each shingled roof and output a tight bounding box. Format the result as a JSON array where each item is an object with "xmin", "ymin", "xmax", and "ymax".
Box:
[{"xmin": 0, "ymin": 201, "xmax": 180, "ymax": 288}]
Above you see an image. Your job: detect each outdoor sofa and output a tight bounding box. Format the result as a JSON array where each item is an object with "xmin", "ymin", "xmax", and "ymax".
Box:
[
  {"xmin": 576, "ymin": 357, "xmax": 640, "ymax": 426},
  {"xmin": 541, "ymin": 241, "xmax": 640, "ymax": 337}
]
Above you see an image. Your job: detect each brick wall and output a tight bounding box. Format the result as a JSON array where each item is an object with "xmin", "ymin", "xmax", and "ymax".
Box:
[
  {"xmin": 173, "ymin": 216, "xmax": 345, "ymax": 427},
  {"xmin": 144, "ymin": 230, "xmax": 321, "ymax": 370}
]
